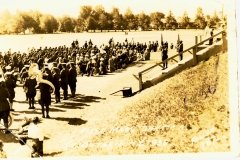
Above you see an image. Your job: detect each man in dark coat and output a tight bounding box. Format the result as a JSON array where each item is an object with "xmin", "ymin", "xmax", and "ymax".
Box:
[
  {"xmin": 68, "ymin": 62, "xmax": 77, "ymax": 97},
  {"xmin": 39, "ymin": 74, "xmax": 52, "ymax": 118},
  {"xmin": 60, "ymin": 63, "xmax": 69, "ymax": 100},
  {"xmin": 177, "ymin": 40, "xmax": 183, "ymax": 61},
  {"xmin": 0, "ymin": 80, "xmax": 11, "ymax": 134},
  {"xmin": 4, "ymin": 72, "xmax": 16, "ymax": 111},
  {"xmin": 52, "ymin": 67, "xmax": 61, "ymax": 103},
  {"xmin": 42, "ymin": 63, "xmax": 53, "ymax": 83}
]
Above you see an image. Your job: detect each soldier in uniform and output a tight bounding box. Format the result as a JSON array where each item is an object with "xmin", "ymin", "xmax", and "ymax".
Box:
[
  {"xmin": 5, "ymin": 72, "xmax": 16, "ymax": 111},
  {"xmin": 177, "ymin": 40, "xmax": 183, "ymax": 61},
  {"xmin": 162, "ymin": 44, "xmax": 168, "ymax": 69},
  {"xmin": 86, "ymin": 58, "xmax": 94, "ymax": 76},
  {"xmin": 42, "ymin": 63, "xmax": 53, "ymax": 83},
  {"xmin": 39, "ymin": 74, "xmax": 52, "ymax": 118},
  {"xmin": 68, "ymin": 62, "xmax": 77, "ymax": 97},
  {"xmin": 52, "ymin": 67, "xmax": 61, "ymax": 103},
  {"xmin": 60, "ymin": 63, "xmax": 69, "ymax": 100},
  {"xmin": 5, "ymin": 66, "xmax": 17, "ymax": 84}
]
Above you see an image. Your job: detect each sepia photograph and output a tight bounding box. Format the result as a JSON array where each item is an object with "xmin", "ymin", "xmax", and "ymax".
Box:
[{"xmin": 0, "ymin": 0, "xmax": 238, "ymax": 159}]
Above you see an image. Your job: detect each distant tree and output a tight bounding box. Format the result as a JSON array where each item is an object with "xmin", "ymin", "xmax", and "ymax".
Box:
[
  {"xmin": 98, "ymin": 13, "xmax": 108, "ymax": 31},
  {"xmin": 79, "ymin": 6, "xmax": 93, "ymax": 20},
  {"xmin": 59, "ymin": 15, "xmax": 75, "ymax": 32},
  {"xmin": 110, "ymin": 7, "xmax": 122, "ymax": 30},
  {"xmin": 137, "ymin": 11, "xmax": 150, "ymax": 30},
  {"xmin": 39, "ymin": 14, "xmax": 59, "ymax": 33},
  {"xmin": 28, "ymin": 10, "xmax": 42, "ymax": 33},
  {"xmin": 75, "ymin": 16, "xmax": 85, "ymax": 32},
  {"xmin": 86, "ymin": 16, "xmax": 98, "ymax": 31},
  {"xmin": 194, "ymin": 7, "xmax": 206, "ymax": 29},
  {"xmin": 92, "ymin": 5, "xmax": 105, "ymax": 22},
  {"xmin": 78, "ymin": 6, "xmax": 93, "ymax": 31},
  {"xmin": 180, "ymin": 10, "xmax": 190, "ymax": 28},
  {"xmin": 149, "ymin": 12, "xmax": 165, "ymax": 30},
  {"xmin": 123, "ymin": 7, "xmax": 137, "ymax": 30},
  {"xmin": 0, "ymin": 9, "xmax": 14, "ymax": 34},
  {"xmin": 210, "ymin": 10, "xmax": 221, "ymax": 27},
  {"xmin": 17, "ymin": 11, "xmax": 39, "ymax": 34},
  {"xmin": 165, "ymin": 10, "xmax": 177, "ymax": 29}
]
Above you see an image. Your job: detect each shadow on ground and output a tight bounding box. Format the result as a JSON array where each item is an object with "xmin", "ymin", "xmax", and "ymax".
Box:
[
  {"xmin": 52, "ymin": 117, "xmax": 87, "ymax": 126},
  {"xmin": 0, "ymin": 130, "xmax": 19, "ymax": 143},
  {"xmin": 73, "ymin": 95, "xmax": 106, "ymax": 103},
  {"xmin": 44, "ymin": 151, "xmax": 63, "ymax": 157}
]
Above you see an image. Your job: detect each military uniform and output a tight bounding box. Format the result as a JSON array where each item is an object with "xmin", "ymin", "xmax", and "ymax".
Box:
[
  {"xmin": 68, "ymin": 63, "xmax": 77, "ymax": 97},
  {"xmin": 52, "ymin": 67, "xmax": 61, "ymax": 103},
  {"xmin": 60, "ymin": 63, "xmax": 69, "ymax": 100},
  {"xmin": 5, "ymin": 72, "xmax": 16, "ymax": 111}
]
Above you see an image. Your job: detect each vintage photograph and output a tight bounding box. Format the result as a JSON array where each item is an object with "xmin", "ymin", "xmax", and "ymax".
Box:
[{"xmin": 0, "ymin": 0, "xmax": 238, "ymax": 159}]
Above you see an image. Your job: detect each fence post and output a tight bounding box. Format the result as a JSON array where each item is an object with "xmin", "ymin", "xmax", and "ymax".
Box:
[
  {"xmin": 138, "ymin": 73, "xmax": 143, "ymax": 91},
  {"xmin": 192, "ymin": 36, "xmax": 198, "ymax": 65}
]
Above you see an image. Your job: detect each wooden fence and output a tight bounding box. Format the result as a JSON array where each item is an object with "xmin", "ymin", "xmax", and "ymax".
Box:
[{"xmin": 135, "ymin": 31, "xmax": 224, "ymax": 91}]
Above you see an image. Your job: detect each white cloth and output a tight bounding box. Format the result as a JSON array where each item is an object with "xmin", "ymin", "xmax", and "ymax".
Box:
[
  {"xmin": 14, "ymin": 145, "xmax": 32, "ymax": 158},
  {"xmin": 28, "ymin": 124, "xmax": 44, "ymax": 141}
]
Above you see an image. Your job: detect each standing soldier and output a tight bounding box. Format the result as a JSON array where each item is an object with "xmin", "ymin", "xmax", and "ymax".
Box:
[
  {"xmin": 68, "ymin": 62, "xmax": 77, "ymax": 97},
  {"xmin": 52, "ymin": 67, "xmax": 61, "ymax": 103},
  {"xmin": 86, "ymin": 58, "xmax": 94, "ymax": 76},
  {"xmin": 60, "ymin": 63, "xmax": 69, "ymax": 100},
  {"xmin": 177, "ymin": 40, "xmax": 183, "ymax": 61},
  {"xmin": 5, "ymin": 72, "xmax": 16, "ymax": 111},
  {"xmin": 162, "ymin": 44, "xmax": 168, "ymax": 69},
  {"xmin": 42, "ymin": 63, "xmax": 53, "ymax": 83},
  {"xmin": 39, "ymin": 74, "xmax": 52, "ymax": 118}
]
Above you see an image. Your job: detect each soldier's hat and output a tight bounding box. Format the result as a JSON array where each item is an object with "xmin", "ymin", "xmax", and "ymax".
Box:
[
  {"xmin": 61, "ymin": 63, "xmax": 66, "ymax": 65},
  {"xmin": 80, "ymin": 56, "xmax": 83, "ymax": 59},
  {"xmin": 5, "ymin": 72, "xmax": 12, "ymax": 76},
  {"xmin": 100, "ymin": 58, "xmax": 104, "ymax": 61},
  {"xmin": 24, "ymin": 64, "xmax": 30, "ymax": 68},
  {"xmin": 5, "ymin": 66, "xmax": 11, "ymax": 70},
  {"xmin": 85, "ymin": 54, "xmax": 89, "ymax": 57}
]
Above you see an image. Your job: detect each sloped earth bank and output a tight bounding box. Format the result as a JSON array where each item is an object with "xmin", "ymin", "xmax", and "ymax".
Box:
[{"xmin": 1, "ymin": 52, "xmax": 229, "ymax": 157}]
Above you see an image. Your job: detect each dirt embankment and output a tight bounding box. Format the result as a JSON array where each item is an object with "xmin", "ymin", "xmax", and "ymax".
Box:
[{"xmin": 59, "ymin": 52, "xmax": 230, "ymax": 156}]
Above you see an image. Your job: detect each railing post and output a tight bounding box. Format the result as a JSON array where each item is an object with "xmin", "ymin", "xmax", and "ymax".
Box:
[
  {"xmin": 138, "ymin": 73, "xmax": 143, "ymax": 91},
  {"xmin": 192, "ymin": 36, "xmax": 198, "ymax": 65}
]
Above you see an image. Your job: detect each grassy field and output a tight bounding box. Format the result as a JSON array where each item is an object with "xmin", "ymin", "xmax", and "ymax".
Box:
[{"xmin": 0, "ymin": 30, "xmax": 206, "ymax": 53}]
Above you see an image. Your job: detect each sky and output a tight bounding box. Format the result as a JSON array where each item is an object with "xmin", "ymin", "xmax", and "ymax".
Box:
[{"xmin": 0, "ymin": 0, "xmax": 227, "ymax": 19}]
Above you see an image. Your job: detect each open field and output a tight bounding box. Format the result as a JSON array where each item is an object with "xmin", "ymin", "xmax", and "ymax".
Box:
[{"xmin": 0, "ymin": 30, "xmax": 206, "ymax": 53}]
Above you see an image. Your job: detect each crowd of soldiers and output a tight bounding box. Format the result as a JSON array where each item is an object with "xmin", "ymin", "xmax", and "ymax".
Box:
[{"xmin": 0, "ymin": 38, "xmax": 162, "ymax": 114}]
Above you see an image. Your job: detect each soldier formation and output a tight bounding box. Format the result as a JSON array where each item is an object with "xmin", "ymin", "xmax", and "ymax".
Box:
[{"xmin": 0, "ymin": 37, "xmax": 162, "ymax": 118}]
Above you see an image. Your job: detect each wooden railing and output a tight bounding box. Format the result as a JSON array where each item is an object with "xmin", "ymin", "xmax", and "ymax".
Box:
[{"xmin": 136, "ymin": 31, "xmax": 224, "ymax": 91}]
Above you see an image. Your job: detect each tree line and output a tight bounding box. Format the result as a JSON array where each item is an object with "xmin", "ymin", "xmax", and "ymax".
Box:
[{"xmin": 0, "ymin": 5, "xmax": 224, "ymax": 34}]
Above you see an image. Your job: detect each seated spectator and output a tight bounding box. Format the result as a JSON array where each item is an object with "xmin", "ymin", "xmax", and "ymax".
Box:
[{"xmin": 27, "ymin": 116, "xmax": 44, "ymax": 157}]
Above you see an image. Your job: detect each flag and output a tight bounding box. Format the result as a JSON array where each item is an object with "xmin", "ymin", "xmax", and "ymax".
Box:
[{"xmin": 161, "ymin": 34, "xmax": 164, "ymax": 46}]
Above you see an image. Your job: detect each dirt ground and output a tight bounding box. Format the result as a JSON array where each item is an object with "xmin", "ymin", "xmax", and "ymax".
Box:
[
  {"xmin": 1, "ymin": 51, "xmax": 177, "ymax": 158},
  {"xmin": 0, "ymin": 50, "xmax": 231, "ymax": 158}
]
